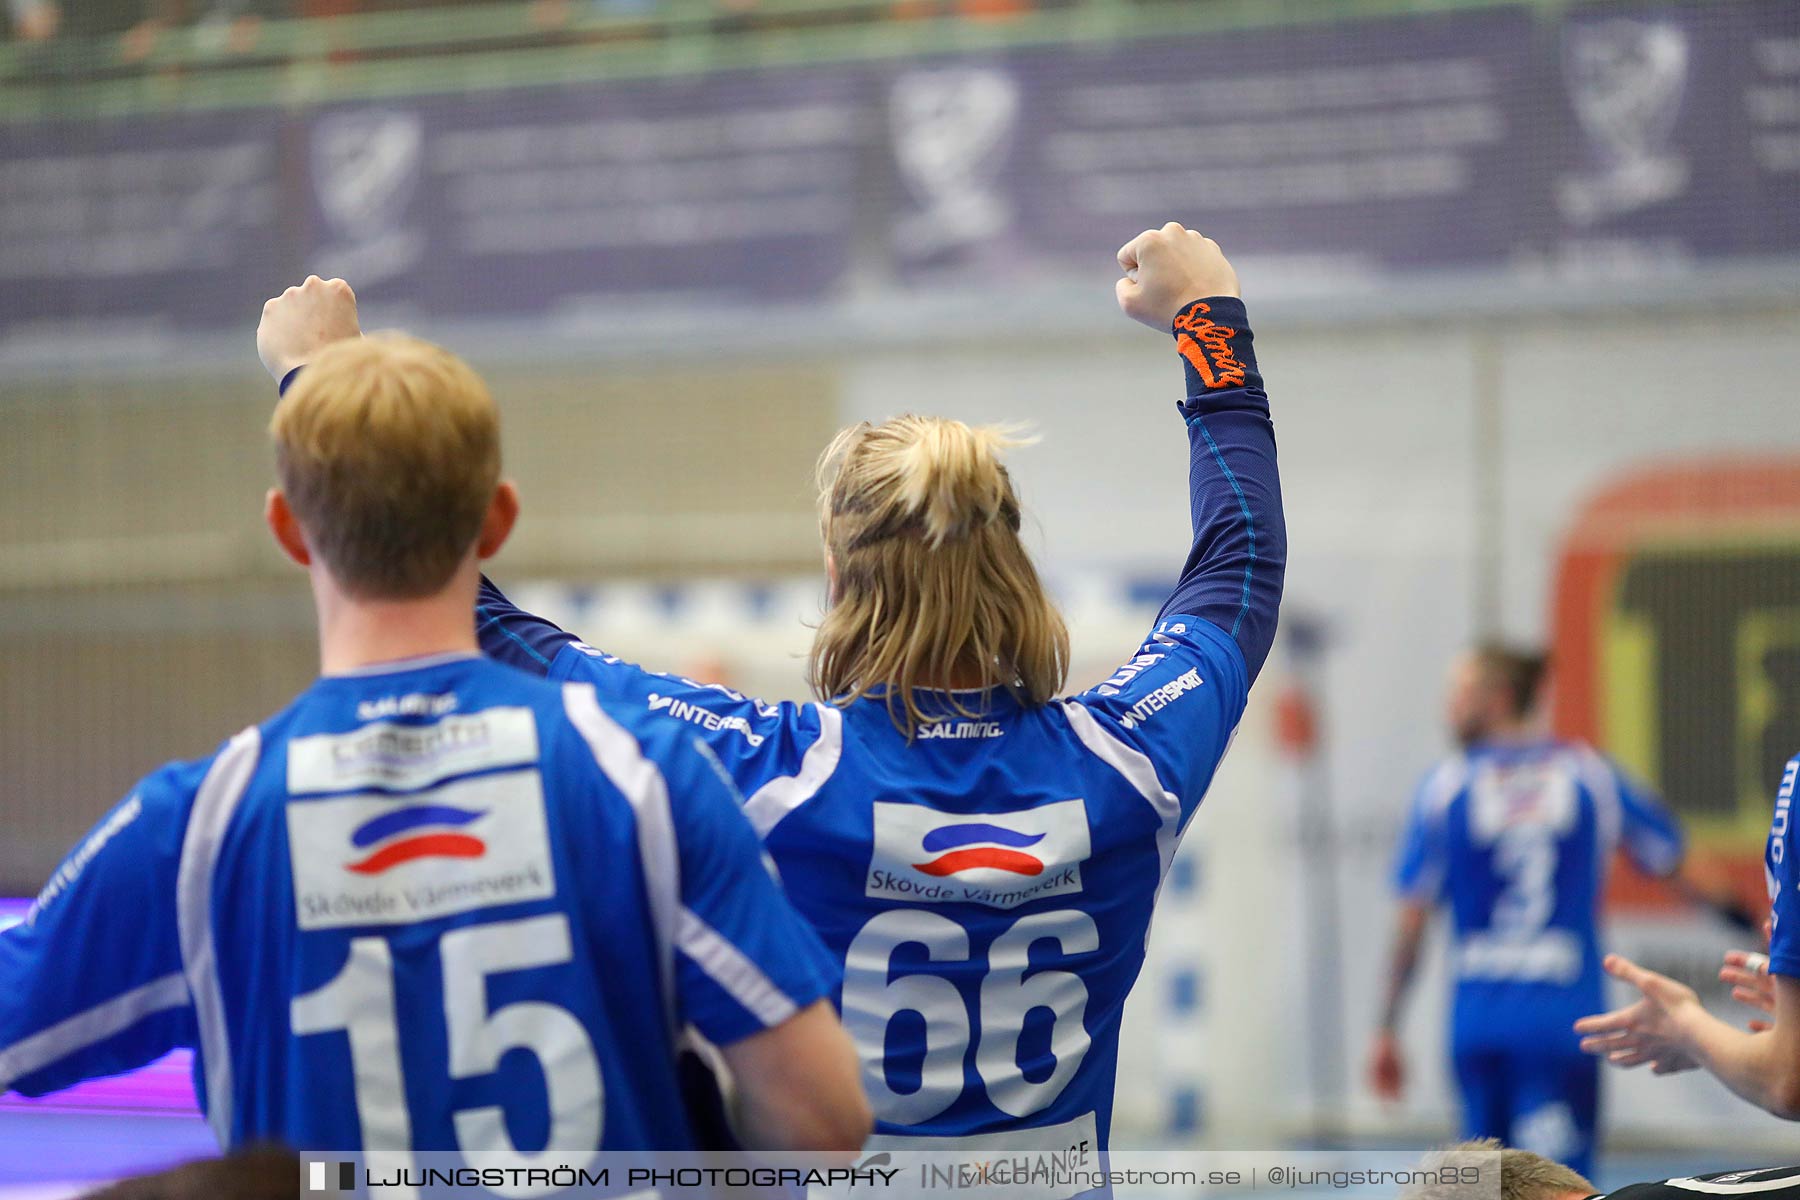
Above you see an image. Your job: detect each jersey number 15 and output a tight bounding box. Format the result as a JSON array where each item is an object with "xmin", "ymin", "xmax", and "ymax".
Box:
[{"xmin": 292, "ymin": 912, "xmax": 602, "ymax": 1192}]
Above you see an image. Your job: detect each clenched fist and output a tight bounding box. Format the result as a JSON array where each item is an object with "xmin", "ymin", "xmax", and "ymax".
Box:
[
  {"xmin": 1366, "ymin": 1030, "xmax": 1406, "ymax": 1102},
  {"xmin": 1115, "ymin": 222, "xmax": 1239, "ymax": 331},
  {"xmin": 257, "ymin": 276, "xmax": 361, "ymax": 382}
]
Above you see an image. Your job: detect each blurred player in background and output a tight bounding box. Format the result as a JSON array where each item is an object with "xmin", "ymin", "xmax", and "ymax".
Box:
[
  {"xmin": 0, "ymin": 286, "xmax": 869, "ymax": 1174},
  {"xmin": 1575, "ymin": 750, "xmax": 1800, "ymax": 1120},
  {"xmin": 1368, "ymin": 645, "xmax": 1685, "ymax": 1175},
  {"xmin": 264, "ymin": 224, "xmax": 1285, "ymax": 1158}
]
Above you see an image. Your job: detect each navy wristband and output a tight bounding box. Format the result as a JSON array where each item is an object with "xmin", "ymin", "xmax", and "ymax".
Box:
[{"xmin": 1170, "ymin": 297, "xmax": 1260, "ymax": 401}]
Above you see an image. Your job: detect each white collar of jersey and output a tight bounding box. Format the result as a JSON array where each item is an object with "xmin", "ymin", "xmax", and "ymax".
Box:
[
  {"xmin": 324, "ymin": 650, "xmax": 481, "ymax": 679},
  {"xmin": 856, "ymin": 683, "xmax": 1020, "ymax": 703}
]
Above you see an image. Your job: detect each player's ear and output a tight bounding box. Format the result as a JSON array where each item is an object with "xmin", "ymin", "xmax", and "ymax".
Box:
[
  {"xmin": 476, "ymin": 480, "xmax": 520, "ymax": 560},
  {"xmin": 824, "ymin": 551, "xmax": 838, "ymax": 607},
  {"xmin": 265, "ymin": 488, "xmax": 312, "ymax": 568}
]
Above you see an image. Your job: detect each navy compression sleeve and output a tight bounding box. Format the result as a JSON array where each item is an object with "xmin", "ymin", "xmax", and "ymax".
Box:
[
  {"xmin": 1158, "ymin": 297, "xmax": 1285, "ymax": 685},
  {"xmin": 476, "ymin": 576, "xmax": 581, "ymax": 677}
]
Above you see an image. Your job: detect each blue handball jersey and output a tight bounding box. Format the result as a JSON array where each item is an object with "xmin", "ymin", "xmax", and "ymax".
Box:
[
  {"xmin": 477, "ymin": 297, "xmax": 1287, "ymax": 1152},
  {"xmin": 1392, "ymin": 740, "xmax": 1684, "ymax": 1053},
  {"xmin": 1766, "ymin": 754, "xmax": 1800, "ymax": 979},
  {"xmin": 0, "ymin": 653, "xmax": 837, "ymax": 1167}
]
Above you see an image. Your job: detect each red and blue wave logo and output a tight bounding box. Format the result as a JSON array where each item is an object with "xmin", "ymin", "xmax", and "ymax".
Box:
[
  {"xmin": 911, "ymin": 823, "xmax": 1046, "ymax": 877},
  {"xmin": 345, "ymin": 804, "xmax": 487, "ymax": 875}
]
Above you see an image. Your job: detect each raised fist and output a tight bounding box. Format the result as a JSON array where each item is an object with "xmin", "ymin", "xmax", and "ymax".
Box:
[
  {"xmin": 257, "ymin": 276, "xmax": 361, "ymax": 383},
  {"xmin": 1115, "ymin": 222, "xmax": 1239, "ymax": 331}
]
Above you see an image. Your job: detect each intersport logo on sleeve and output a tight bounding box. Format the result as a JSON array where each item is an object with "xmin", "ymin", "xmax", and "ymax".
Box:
[{"xmin": 866, "ymin": 799, "xmax": 1090, "ymax": 909}]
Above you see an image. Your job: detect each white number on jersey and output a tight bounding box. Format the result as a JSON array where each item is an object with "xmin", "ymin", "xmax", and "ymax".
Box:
[
  {"xmin": 1460, "ymin": 763, "xmax": 1582, "ymax": 984},
  {"xmin": 842, "ymin": 907, "xmax": 1097, "ymax": 1124},
  {"xmin": 292, "ymin": 913, "xmax": 602, "ymax": 1197}
]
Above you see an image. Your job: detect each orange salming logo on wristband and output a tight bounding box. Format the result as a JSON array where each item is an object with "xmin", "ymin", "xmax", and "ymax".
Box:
[{"xmin": 1174, "ymin": 303, "xmax": 1247, "ymax": 390}]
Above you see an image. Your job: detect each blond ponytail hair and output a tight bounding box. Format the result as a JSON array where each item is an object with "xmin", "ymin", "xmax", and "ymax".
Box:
[{"xmin": 809, "ymin": 415, "xmax": 1070, "ymax": 736}]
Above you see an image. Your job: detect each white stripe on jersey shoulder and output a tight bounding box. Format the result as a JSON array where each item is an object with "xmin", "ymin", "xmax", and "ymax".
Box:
[
  {"xmin": 1405, "ymin": 756, "xmax": 1469, "ymax": 904},
  {"xmin": 176, "ymin": 724, "xmax": 262, "ymax": 1146},
  {"xmin": 743, "ymin": 703, "xmax": 844, "ymax": 839},
  {"xmin": 1418, "ymin": 755, "xmax": 1472, "ymax": 818},
  {"xmin": 562, "ymin": 682, "xmax": 680, "ymax": 1037},
  {"xmin": 1059, "ymin": 701, "xmax": 1181, "ymax": 879},
  {"xmin": 0, "ymin": 972, "xmax": 188, "ymax": 1094},
  {"xmin": 675, "ymin": 907, "xmax": 799, "ymax": 1028}
]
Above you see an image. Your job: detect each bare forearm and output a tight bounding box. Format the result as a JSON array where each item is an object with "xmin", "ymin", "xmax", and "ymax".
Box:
[
  {"xmin": 1380, "ymin": 944, "xmax": 1420, "ymax": 1032},
  {"xmin": 729, "ymin": 1092, "xmax": 864, "ymax": 1163},
  {"xmin": 1379, "ymin": 907, "xmax": 1429, "ymax": 1032},
  {"xmin": 1684, "ymin": 1010, "xmax": 1800, "ymax": 1118},
  {"xmin": 720, "ymin": 1002, "xmax": 871, "ymax": 1156}
]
